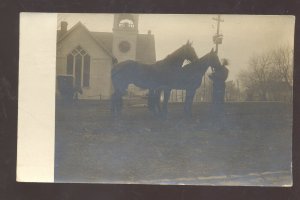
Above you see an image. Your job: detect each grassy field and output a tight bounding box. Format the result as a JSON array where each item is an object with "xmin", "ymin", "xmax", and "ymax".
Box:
[{"xmin": 55, "ymin": 100, "xmax": 292, "ymax": 186}]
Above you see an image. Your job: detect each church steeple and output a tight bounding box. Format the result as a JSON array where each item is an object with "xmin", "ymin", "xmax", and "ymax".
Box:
[{"xmin": 112, "ymin": 14, "xmax": 139, "ymax": 63}]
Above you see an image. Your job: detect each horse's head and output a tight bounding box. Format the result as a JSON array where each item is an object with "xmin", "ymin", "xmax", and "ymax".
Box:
[
  {"xmin": 208, "ymin": 48, "xmax": 222, "ymax": 71},
  {"xmin": 183, "ymin": 40, "xmax": 198, "ymax": 62}
]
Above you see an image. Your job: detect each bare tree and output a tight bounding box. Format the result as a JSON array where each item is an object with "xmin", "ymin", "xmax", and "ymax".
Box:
[
  {"xmin": 225, "ymin": 80, "xmax": 239, "ymax": 101},
  {"xmin": 271, "ymin": 45, "xmax": 293, "ymax": 88},
  {"xmin": 239, "ymin": 53, "xmax": 273, "ymax": 101},
  {"xmin": 238, "ymin": 45, "xmax": 293, "ymax": 102},
  {"xmin": 268, "ymin": 46, "xmax": 294, "ymax": 102}
]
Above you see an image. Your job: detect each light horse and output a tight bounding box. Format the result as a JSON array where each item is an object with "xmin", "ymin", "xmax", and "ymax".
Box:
[
  {"xmin": 111, "ymin": 41, "xmax": 198, "ymax": 117},
  {"xmin": 149, "ymin": 49, "xmax": 223, "ymax": 117}
]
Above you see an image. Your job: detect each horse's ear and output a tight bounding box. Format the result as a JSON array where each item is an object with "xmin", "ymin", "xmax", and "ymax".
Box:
[
  {"xmin": 190, "ymin": 41, "xmax": 193, "ymax": 46},
  {"xmin": 186, "ymin": 40, "xmax": 190, "ymax": 45},
  {"xmin": 210, "ymin": 48, "xmax": 214, "ymax": 53}
]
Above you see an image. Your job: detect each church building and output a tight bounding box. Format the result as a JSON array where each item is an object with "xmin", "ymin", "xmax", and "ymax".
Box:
[{"xmin": 56, "ymin": 14, "xmax": 156, "ymax": 100}]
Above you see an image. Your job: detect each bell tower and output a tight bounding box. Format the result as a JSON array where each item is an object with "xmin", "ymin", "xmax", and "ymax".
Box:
[{"xmin": 112, "ymin": 14, "xmax": 139, "ymax": 62}]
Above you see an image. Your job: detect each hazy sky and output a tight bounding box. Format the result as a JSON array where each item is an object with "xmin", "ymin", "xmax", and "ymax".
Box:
[{"xmin": 58, "ymin": 14, "xmax": 295, "ymax": 80}]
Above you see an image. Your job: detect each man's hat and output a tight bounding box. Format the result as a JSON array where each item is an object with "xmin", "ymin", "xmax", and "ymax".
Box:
[{"xmin": 221, "ymin": 58, "xmax": 229, "ymax": 66}]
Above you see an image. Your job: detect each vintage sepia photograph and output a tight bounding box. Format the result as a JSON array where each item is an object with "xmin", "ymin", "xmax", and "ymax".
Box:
[{"xmin": 52, "ymin": 14, "xmax": 294, "ymax": 185}]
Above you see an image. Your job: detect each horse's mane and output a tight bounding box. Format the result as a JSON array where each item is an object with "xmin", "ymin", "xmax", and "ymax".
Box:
[{"xmin": 155, "ymin": 44, "xmax": 186, "ymax": 65}]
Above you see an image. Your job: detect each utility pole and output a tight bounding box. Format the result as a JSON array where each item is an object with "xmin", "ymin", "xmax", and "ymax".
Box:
[
  {"xmin": 237, "ymin": 80, "xmax": 240, "ymax": 102},
  {"xmin": 212, "ymin": 15, "xmax": 224, "ymax": 54},
  {"xmin": 207, "ymin": 15, "xmax": 225, "ymax": 104}
]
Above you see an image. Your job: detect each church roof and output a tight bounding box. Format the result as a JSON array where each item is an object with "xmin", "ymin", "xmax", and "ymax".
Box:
[
  {"xmin": 90, "ymin": 32, "xmax": 113, "ymax": 52},
  {"xmin": 57, "ymin": 22, "xmax": 156, "ymax": 64},
  {"xmin": 57, "ymin": 22, "xmax": 115, "ymax": 58}
]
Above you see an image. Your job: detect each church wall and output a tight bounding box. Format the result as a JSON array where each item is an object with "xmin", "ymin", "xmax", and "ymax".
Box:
[
  {"xmin": 56, "ymin": 57, "xmax": 67, "ymax": 75},
  {"xmin": 56, "ymin": 26, "xmax": 113, "ymax": 100},
  {"xmin": 81, "ymin": 58, "xmax": 112, "ymax": 100},
  {"xmin": 112, "ymin": 32, "xmax": 137, "ymax": 62}
]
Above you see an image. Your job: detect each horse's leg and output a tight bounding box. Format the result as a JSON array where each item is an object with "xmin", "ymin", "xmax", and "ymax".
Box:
[
  {"xmin": 147, "ymin": 89, "xmax": 155, "ymax": 112},
  {"xmin": 111, "ymin": 92, "xmax": 119, "ymax": 117},
  {"xmin": 114, "ymin": 90, "xmax": 123, "ymax": 116},
  {"xmin": 184, "ymin": 89, "xmax": 196, "ymax": 117},
  {"xmin": 152, "ymin": 89, "xmax": 161, "ymax": 115},
  {"xmin": 111, "ymin": 76, "xmax": 129, "ymax": 116},
  {"xmin": 148, "ymin": 89, "xmax": 162, "ymax": 116},
  {"xmin": 161, "ymin": 89, "xmax": 171, "ymax": 118},
  {"xmin": 155, "ymin": 89, "xmax": 162, "ymax": 114},
  {"xmin": 111, "ymin": 89, "xmax": 125, "ymax": 117}
]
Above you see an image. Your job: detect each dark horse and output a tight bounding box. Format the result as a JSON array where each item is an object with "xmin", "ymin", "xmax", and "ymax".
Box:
[
  {"xmin": 148, "ymin": 49, "xmax": 223, "ymax": 117},
  {"xmin": 111, "ymin": 41, "xmax": 198, "ymax": 116}
]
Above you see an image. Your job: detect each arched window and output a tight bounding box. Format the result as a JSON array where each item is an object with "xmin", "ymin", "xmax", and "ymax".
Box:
[
  {"xmin": 119, "ymin": 19, "xmax": 135, "ymax": 28},
  {"xmin": 66, "ymin": 46, "xmax": 90, "ymax": 88}
]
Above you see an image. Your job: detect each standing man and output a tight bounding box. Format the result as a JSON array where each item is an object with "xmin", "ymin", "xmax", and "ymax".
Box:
[
  {"xmin": 209, "ymin": 59, "xmax": 229, "ymax": 128},
  {"xmin": 210, "ymin": 59, "xmax": 229, "ymax": 105}
]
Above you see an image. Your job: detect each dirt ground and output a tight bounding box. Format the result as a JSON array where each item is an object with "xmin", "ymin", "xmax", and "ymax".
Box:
[{"xmin": 55, "ymin": 100, "xmax": 292, "ymax": 186}]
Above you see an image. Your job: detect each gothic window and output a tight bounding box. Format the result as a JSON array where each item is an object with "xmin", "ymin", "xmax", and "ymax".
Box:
[
  {"xmin": 83, "ymin": 54, "xmax": 90, "ymax": 87},
  {"xmin": 66, "ymin": 46, "xmax": 90, "ymax": 88}
]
